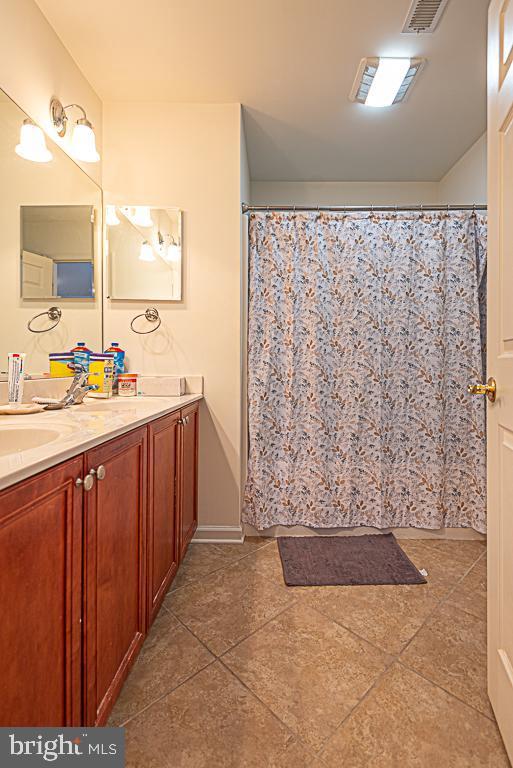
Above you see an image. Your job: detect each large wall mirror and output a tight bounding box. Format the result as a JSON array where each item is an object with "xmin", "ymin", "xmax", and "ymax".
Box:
[
  {"xmin": 106, "ymin": 205, "xmax": 182, "ymax": 301},
  {"xmin": 0, "ymin": 88, "xmax": 102, "ymax": 375}
]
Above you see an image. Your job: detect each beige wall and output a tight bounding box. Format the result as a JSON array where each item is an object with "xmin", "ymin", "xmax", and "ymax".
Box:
[
  {"xmin": 438, "ymin": 133, "xmax": 487, "ymax": 204},
  {"xmin": 103, "ymin": 102, "xmax": 244, "ymax": 538},
  {"xmin": 0, "ymin": 0, "xmax": 102, "ymax": 185}
]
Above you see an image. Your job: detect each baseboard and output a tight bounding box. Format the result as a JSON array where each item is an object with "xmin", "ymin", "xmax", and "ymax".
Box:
[
  {"xmin": 193, "ymin": 525, "xmax": 245, "ymax": 543},
  {"xmin": 243, "ymin": 523, "xmax": 485, "ymax": 541}
]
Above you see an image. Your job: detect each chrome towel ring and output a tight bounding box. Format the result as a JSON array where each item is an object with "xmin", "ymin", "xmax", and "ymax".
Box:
[
  {"xmin": 130, "ymin": 307, "xmax": 161, "ymax": 334},
  {"xmin": 27, "ymin": 306, "xmax": 62, "ymax": 333}
]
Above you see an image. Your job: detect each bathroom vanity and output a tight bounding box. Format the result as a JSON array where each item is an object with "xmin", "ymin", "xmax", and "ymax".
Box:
[{"xmin": 0, "ymin": 395, "xmax": 200, "ymax": 727}]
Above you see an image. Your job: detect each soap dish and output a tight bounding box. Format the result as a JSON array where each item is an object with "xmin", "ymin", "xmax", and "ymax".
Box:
[{"xmin": 0, "ymin": 403, "xmax": 45, "ymax": 415}]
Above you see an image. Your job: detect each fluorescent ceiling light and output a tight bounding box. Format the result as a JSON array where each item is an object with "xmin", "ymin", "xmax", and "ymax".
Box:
[
  {"xmin": 349, "ymin": 57, "xmax": 425, "ymax": 107},
  {"xmin": 366, "ymin": 58, "xmax": 411, "ymax": 107}
]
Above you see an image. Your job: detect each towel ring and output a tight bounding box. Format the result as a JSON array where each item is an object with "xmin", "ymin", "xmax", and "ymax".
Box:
[
  {"xmin": 130, "ymin": 307, "xmax": 161, "ymax": 334},
  {"xmin": 27, "ymin": 306, "xmax": 62, "ymax": 333}
]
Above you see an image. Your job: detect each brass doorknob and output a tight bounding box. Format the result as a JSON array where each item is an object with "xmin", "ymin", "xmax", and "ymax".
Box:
[{"xmin": 468, "ymin": 377, "xmax": 497, "ymax": 403}]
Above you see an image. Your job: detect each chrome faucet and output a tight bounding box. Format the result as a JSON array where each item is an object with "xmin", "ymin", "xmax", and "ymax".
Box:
[{"xmin": 43, "ymin": 363, "xmax": 98, "ymax": 410}]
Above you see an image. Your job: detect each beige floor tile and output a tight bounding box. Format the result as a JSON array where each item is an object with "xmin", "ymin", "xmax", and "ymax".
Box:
[
  {"xmin": 167, "ymin": 543, "xmax": 234, "ymax": 591},
  {"xmin": 213, "ymin": 536, "xmax": 273, "ymax": 562},
  {"xmin": 398, "ymin": 539, "xmax": 478, "ymax": 596},
  {"xmin": 400, "ymin": 601, "xmax": 492, "ymax": 717},
  {"xmin": 430, "ymin": 539, "xmax": 486, "ymax": 567},
  {"xmin": 446, "ymin": 555, "xmax": 487, "ymax": 620},
  {"xmin": 165, "ymin": 556, "xmax": 296, "ymax": 655},
  {"xmin": 239, "ymin": 540, "xmax": 289, "ymax": 584},
  {"xmin": 169, "ymin": 538, "xmax": 273, "ymax": 592},
  {"xmin": 321, "ymin": 663, "xmax": 509, "ymax": 768},
  {"xmin": 124, "ymin": 662, "xmax": 317, "ymax": 768},
  {"xmin": 223, "ymin": 602, "xmax": 391, "ymax": 751},
  {"xmin": 108, "ymin": 609, "xmax": 214, "ymax": 726},
  {"xmin": 301, "ymin": 582, "xmax": 439, "ymax": 654}
]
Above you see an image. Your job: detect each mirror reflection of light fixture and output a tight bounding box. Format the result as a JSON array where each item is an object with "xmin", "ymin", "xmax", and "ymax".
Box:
[
  {"xmin": 15, "ymin": 119, "xmax": 53, "ymax": 163},
  {"xmin": 166, "ymin": 241, "xmax": 181, "ymax": 263},
  {"xmin": 132, "ymin": 206, "xmax": 153, "ymax": 227},
  {"xmin": 158, "ymin": 231, "xmax": 181, "ymax": 263},
  {"xmin": 106, "ymin": 205, "xmax": 120, "ymax": 226},
  {"xmin": 139, "ymin": 241, "xmax": 156, "ymax": 262},
  {"xmin": 50, "ymin": 98, "xmax": 100, "ymax": 162}
]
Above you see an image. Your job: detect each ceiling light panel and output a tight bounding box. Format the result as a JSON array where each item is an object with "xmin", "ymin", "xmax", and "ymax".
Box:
[{"xmin": 349, "ymin": 58, "xmax": 425, "ymax": 107}]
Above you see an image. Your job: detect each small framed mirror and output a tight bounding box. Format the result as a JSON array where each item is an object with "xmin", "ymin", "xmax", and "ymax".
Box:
[
  {"xmin": 106, "ymin": 205, "xmax": 182, "ymax": 301},
  {"xmin": 21, "ymin": 205, "xmax": 95, "ymax": 299}
]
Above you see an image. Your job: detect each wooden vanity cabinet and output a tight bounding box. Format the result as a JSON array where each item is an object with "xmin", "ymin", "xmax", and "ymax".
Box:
[
  {"xmin": 147, "ymin": 411, "xmax": 180, "ymax": 625},
  {"xmin": 0, "ymin": 401, "xmax": 199, "ymax": 727},
  {"xmin": 179, "ymin": 402, "xmax": 199, "ymax": 559},
  {"xmin": 82, "ymin": 426, "xmax": 147, "ymax": 726},
  {"xmin": 0, "ymin": 456, "xmax": 84, "ymax": 726}
]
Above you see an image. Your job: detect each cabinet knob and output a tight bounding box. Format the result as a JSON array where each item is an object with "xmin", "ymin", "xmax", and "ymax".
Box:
[
  {"xmin": 90, "ymin": 465, "xmax": 106, "ymax": 481},
  {"xmin": 76, "ymin": 474, "xmax": 94, "ymax": 491}
]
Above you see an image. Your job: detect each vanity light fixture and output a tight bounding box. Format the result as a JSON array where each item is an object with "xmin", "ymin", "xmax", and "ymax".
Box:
[
  {"xmin": 139, "ymin": 241, "xmax": 156, "ymax": 262},
  {"xmin": 50, "ymin": 98, "xmax": 100, "ymax": 162},
  {"xmin": 349, "ymin": 57, "xmax": 425, "ymax": 107},
  {"xmin": 105, "ymin": 205, "xmax": 120, "ymax": 226},
  {"xmin": 15, "ymin": 119, "xmax": 53, "ymax": 163}
]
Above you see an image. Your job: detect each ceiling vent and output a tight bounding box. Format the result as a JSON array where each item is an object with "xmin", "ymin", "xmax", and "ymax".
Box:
[{"xmin": 402, "ymin": 0, "xmax": 450, "ymax": 33}]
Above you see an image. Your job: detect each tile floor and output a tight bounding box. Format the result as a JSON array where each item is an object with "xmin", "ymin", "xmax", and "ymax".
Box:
[{"xmin": 109, "ymin": 536, "xmax": 510, "ymax": 767}]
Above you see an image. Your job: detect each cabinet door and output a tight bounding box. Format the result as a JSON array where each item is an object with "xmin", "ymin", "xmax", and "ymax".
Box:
[
  {"xmin": 0, "ymin": 457, "xmax": 83, "ymax": 726},
  {"xmin": 180, "ymin": 403, "xmax": 199, "ymax": 559},
  {"xmin": 147, "ymin": 411, "xmax": 180, "ymax": 626},
  {"xmin": 83, "ymin": 427, "xmax": 147, "ymax": 725}
]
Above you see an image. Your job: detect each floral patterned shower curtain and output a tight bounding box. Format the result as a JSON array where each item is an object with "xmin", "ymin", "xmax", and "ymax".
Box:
[{"xmin": 244, "ymin": 211, "xmax": 487, "ymax": 533}]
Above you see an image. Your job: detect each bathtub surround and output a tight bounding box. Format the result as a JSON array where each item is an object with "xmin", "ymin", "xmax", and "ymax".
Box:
[{"xmin": 244, "ymin": 211, "xmax": 487, "ymax": 533}]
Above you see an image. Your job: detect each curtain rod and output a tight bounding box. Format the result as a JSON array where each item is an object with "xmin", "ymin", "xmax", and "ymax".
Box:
[{"xmin": 242, "ymin": 204, "xmax": 487, "ymax": 213}]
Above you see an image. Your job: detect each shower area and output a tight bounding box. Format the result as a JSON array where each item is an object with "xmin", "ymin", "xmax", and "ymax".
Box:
[{"xmin": 243, "ymin": 207, "xmax": 487, "ymax": 534}]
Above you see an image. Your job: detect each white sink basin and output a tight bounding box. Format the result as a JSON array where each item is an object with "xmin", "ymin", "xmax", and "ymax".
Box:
[{"xmin": 0, "ymin": 425, "xmax": 70, "ymax": 456}]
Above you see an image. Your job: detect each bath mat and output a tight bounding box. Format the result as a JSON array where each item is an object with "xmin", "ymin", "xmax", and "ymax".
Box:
[{"xmin": 277, "ymin": 533, "xmax": 427, "ymax": 586}]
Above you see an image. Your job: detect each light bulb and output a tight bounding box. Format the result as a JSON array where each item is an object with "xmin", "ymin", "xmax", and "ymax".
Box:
[
  {"xmin": 365, "ymin": 58, "xmax": 411, "ymax": 108},
  {"xmin": 106, "ymin": 205, "xmax": 120, "ymax": 226},
  {"xmin": 71, "ymin": 119, "xmax": 100, "ymax": 162},
  {"xmin": 132, "ymin": 206, "xmax": 153, "ymax": 227},
  {"xmin": 15, "ymin": 119, "xmax": 53, "ymax": 162},
  {"xmin": 166, "ymin": 243, "xmax": 181, "ymax": 263},
  {"xmin": 139, "ymin": 241, "xmax": 155, "ymax": 262}
]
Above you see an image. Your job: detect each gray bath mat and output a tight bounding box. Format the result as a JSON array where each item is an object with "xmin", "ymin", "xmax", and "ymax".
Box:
[{"xmin": 277, "ymin": 533, "xmax": 427, "ymax": 586}]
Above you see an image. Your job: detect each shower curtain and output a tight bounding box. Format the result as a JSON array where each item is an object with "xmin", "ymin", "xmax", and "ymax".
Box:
[{"xmin": 243, "ymin": 210, "xmax": 487, "ymax": 533}]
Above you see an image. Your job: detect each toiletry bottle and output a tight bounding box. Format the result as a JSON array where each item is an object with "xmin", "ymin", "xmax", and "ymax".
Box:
[
  {"xmin": 71, "ymin": 342, "xmax": 92, "ymax": 372},
  {"xmin": 104, "ymin": 342, "xmax": 125, "ymax": 392}
]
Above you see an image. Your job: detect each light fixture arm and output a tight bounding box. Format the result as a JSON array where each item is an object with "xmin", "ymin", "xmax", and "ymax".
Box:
[{"xmin": 50, "ymin": 98, "xmax": 93, "ymax": 137}]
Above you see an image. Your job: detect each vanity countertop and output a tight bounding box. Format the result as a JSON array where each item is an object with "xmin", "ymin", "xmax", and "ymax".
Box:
[{"xmin": 0, "ymin": 394, "xmax": 203, "ymax": 491}]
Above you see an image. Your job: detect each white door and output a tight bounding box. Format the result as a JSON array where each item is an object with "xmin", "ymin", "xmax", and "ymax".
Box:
[
  {"xmin": 487, "ymin": 1, "xmax": 513, "ymax": 761},
  {"xmin": 21, "ymin": 250, "xmax": 53, "ymax": 298}
]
